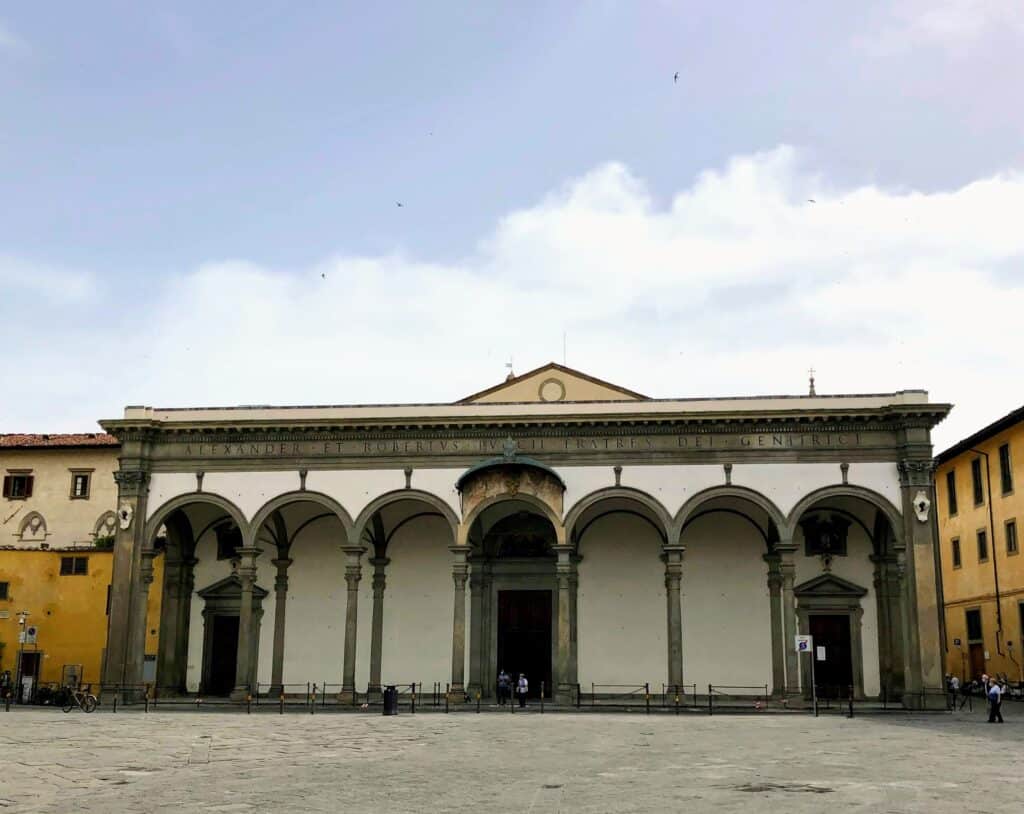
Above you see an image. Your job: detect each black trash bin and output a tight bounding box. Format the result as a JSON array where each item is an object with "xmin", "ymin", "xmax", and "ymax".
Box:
[{"xmin": 383, "ymin": 685, "xmax": 398, "ymax": 716}]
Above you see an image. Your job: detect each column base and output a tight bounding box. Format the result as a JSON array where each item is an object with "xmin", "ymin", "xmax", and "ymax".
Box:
[
  {"xmin": 337, "ymin": 686, "xmax": 359, "ymax": 704},
  {"xmin": 229, "ymin": 686, "xmax": 253, "ymax": 702},
  {"xmin": 556, "ymin": 684, "xmax": 577, "ymax": 705},
  {"xmin": 267, "ymin": 684, "xmax": 284, "ymax": 698}
]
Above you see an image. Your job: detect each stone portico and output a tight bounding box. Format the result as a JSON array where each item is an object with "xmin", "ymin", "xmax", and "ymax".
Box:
[{"xmin": 100, "ymin": 363, "xmax": 949, "ymax": 706}]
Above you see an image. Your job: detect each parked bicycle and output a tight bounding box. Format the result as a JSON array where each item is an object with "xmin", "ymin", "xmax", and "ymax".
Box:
[{"xmin": 63, "ymin": 685, "xmax": 97, "ymax": 714}]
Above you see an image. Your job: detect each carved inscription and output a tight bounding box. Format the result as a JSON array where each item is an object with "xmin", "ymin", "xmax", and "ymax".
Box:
[{"xmin": 172, "ymin": 431, "xmax": 876, "ymax": 461}]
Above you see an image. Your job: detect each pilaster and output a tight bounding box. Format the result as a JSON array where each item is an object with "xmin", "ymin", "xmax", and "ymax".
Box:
[
  {"xmin": 449, "ymin": 545, "xmax": 469, "ymax": 696},
  {"xmin": 367, "ymin": 556, "xmax": 389, "ymax": 697},
  {"xmin": 231, "ymin": 546, "xmax": 262, "ymax": 700},
  {"xmin": 340, "ymin": 544, "xmax": 366, "ymax": 699},
  {"xmin": 553, "ymin": 544, "xmax": 577, "ymax": 703},
  {"xmin": 777, "ymin": 541, "xmax": 799, "ymax": 694},
  {"xmin": 268, "ymin": 557, "xmax": 293, "ymax": 696},
  {"xmin": 764, "ymin": 552, "xmax": 785, "ymax": 697}
]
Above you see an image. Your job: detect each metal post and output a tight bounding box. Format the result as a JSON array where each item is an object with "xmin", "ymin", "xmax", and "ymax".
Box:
[
  {"xmin": 246, "ymin": 694, "xmax": 252, "ymax": 714},
  {"xmin": 541, "ymin": 682, "xmax": 545, "ymax": 714},
  {"xmin": 311, "ymin": 683, "xmax": 317, "ymax": 715},
  {"xmin": 476, "ymin": 692, "xmax": 481, "ymax": 713},
  {"xmin": 645, "ymin": 683, "xmax": 650, "ymax": 715},
  {"xmin": 708, "ymin": 684, "xmax": 713, "ymax": 716},
  {"xmin": 576, "ymin": 683, "xmax": 581, "ymax": 709},
  {"xmin": 445, "ymin": 683, "xmax": 449, "ymax": 714},
  {"xmin": 848, "ymin": 685, "xmax": 853, "ymax": 718},
  {"xmin": 279, "ymin": 693, "xmax": 285, "ymax": 714},
  {"xmin": 113, "ymin": 692, "xmax": 118, "ymax": 713},
  {"xmin": 411, "ymin": 682, "xmax": 416, "ymax": 714},
  {"xmin": 144, "ymin": 685, "xmax": 150, "ymax": 713}
]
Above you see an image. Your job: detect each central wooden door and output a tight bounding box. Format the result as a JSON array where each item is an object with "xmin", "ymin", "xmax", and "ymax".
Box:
[
  {"xmin": 497, "ymin": 590, "xmax": 552, "ymax": 698},
  {"xmin": 809, "ymin": 614, "xmax": 853, "ymax": 698},
  {"xmin": 207, "ymin": 615, "xmax": 240, "ymax": 696}
]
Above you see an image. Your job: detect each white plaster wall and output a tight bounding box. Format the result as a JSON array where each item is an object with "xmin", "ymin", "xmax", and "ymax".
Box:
[
  {"xmin": 730, "ymin": 462, "xmax": 901, "ymax": 519},
  {"xmin": 147, "ymin": 473, "xmax": 199, "ymax": 521},
  {"xmin": 680, "ymin": 513, "xmax": 773, "ymax": 691},
  {"xmin": 183, "ymin": 530, "xmax": 278, "ymax": 691},
  {"xmin": 201, "ymin": 471, "xmax": 304, "ymax": 523},
  {"xmin": 379, "ymin": 518, "xmax": 453, "ymax": 688},
  {"xmin": 793, "ymin": 526, "xmax": 880, "ymax": 696},
  {"xmin": 577, "ymin": 514, "xmax": 667, "ymax": 687},
  {"xmin": 279, "ymin": 527, "xmax": 346, "ymax": 687}
]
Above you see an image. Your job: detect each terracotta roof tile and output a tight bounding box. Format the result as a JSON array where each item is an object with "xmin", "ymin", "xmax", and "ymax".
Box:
[{"xmin": 0, "ymin": 433, "xmax": 120, "ymax": 449}]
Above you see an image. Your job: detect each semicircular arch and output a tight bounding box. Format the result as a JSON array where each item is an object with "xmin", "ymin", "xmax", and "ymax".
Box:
[
  {"xmin": 785, "ymin": 484, "xmax": 902, "ymax": 542},
  {"xmin": 249, "ymin": 490, "xmax": 354, "ymax": 542},
  {"xmin": 564, "ymin": 486, "xmax": 672, "ymax": 544},
  {"xmin": 353, "ymin": 489, "xmax": 459, "ymax": 546},
  {"xmin": 674, "ymin": 485, "xmax": 787, "ymax": 544},
  {"xmin": 144, "ymin": 492, "xmax": 250, "ymax": 547},
  {"xmin": 461, "ymin": 492, "xmax": 564, "ymax": 546}
]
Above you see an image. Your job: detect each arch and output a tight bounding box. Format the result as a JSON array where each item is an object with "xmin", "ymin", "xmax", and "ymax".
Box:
[
  {"xmin": 673, "ymin": 485, "xmax": 786, "ymax": 544},
  {"xmin": 456, "ymin": 455, "xmax": 566, "ymax": 491},
  {"xmin": 460, "ymin": 493, "xmax": 565, "ymax": 546},
  {"xmin": 353, "ymin": 488, "xmax": 459, "ymax": 547},
  {"xmin": 248, "ymin": 490, "xmax": 354, "ymax": 544},
  {"xmin": 93, "ymin": 510, "xmax": 118, "ymax": 539},
  {"xmin": 564, "ymin": 487, "xmax": 672, "ymax": 544},
  {"xmin": 785, "ymin": 485, "xmax": 902, "ymax": 543},
  {"xmin": 17, "ymin": 510, "xmax": 48, "ymax": 542},
  {"xmin": 144, "ymin": 492, "xmax": 249, "ymax": 548}
]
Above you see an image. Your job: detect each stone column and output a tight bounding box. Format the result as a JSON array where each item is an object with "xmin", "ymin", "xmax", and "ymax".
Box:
[
  {"xmin": 662, "ymin": 545, "xmax": 685, "ymax": 690},
  {"xmin": 468, "ymin": 558, "xmax": 484, "ymax": 699},
  {"xmin": 764, "ymin": 552, "xmax": 785, "ymax": 697},
  {"xmin": 155, "ymin": 553, "xmax": 184, "ymax": 690},
  {"xmin": 367, "ymin": 557, "xmax": 389, "ymax": 698},
  {"xmin": 340, "ymin": 544, "xmax": 366, "ymax": 700},
  {"xmin": 268, "ymin": 556, "xmax": 293, "ymax": 696},
  {"xmin": 553, "ymin": 544, "xmax": 577, "ymax": 703},
  {"xmin": 231, "ymin": 546, "xmax": 262, "ymax": 700},
  {"xmin": 102, "ymin": 468, "xmax": 150, "ymax": 697},
  {"xmin": 449, "ymin": 546, "xmax": 469, "ymax": 696},
  {"xmin": 898, "ymin": 458, "xmax": 943, "ymax": 704},
  {"xmin": 777, "ymin": 542, "xmax": 799, "ymax": 694},
  {"xmin": 884, "ymin": 559, "xmax": 906, "ymax": 696},
  {"xmin": 127, "ymin": 547, "xmax": 156, "ymax": 690}
]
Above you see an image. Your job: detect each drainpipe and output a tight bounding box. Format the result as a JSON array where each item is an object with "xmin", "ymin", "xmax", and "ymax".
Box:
[{"xmin": 971, "ymin": 448, "xmax": 1003, "ymax": 655}]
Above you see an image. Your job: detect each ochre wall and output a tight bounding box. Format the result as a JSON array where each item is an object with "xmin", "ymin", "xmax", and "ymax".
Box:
[
  {"xmin": 0, "ymin": 549, "xmax": 162, "ymax": 688},
  {"xmin": 936, "ymin": 422, "xmax": 1024, "ymax": 683}
]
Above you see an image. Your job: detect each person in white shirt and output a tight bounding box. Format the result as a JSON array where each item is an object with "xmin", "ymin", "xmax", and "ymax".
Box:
[
  {"xmin": 987, "ymin": 679, "xmax": 1004, "ymax": 723},
  {"xmin": 516, "ymin": 674, "xmax": 529, "ymax": 708}
]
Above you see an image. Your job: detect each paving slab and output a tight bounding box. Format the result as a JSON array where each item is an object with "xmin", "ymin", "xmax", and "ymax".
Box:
[{"xmin": 0, "ymin": 706, "xmax": 1019, "ymax": 812}]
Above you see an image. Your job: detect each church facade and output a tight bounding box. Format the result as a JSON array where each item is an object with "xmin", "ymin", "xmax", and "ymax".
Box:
[{"xmin": 99, "ymin": 364, "xmax": 950, "ymax": 705}]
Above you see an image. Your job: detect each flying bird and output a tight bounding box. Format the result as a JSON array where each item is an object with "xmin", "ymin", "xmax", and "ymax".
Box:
[
  {"xmin": 396, "ymin": 201, "xmax": 403, "ymax": 207},
  {"xmin": 673, "ymin": 72, "xmax": 679, "ymax": 83}
]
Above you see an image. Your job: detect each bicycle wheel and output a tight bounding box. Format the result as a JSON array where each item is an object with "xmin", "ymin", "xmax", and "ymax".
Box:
[
  {"xmin": 63, "ymin": 700, "xmax": 74, "ymax": 713},
  {"xmin": 83, "ymin": 695, "xmax": 98, "ymax": 713}
]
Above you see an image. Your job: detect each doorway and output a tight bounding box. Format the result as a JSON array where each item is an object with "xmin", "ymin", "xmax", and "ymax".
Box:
[
  {"xmin": 206, "ymin": 615, "xmax": 239, "ymax": 696},
  {"xmin": 18, "ymin": 652, "xmax": 41, "ymax": 703},
  {"xmin": 809, "ymin": 614, "xmax": 853, "ymax": 698},
  {"xmin": 497, "ymin": 590, "xmax": 552, "ymax": 698}
]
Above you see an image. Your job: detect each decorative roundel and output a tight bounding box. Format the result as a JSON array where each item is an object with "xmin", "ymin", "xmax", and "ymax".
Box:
[{"xmin": 538, "ymin": 377, "xmax": 567, "ymax": 402}]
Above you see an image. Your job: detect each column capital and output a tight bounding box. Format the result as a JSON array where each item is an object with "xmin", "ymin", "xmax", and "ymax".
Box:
[
  {"xmin": 340, "ymin": 544, "xmax": 367, "ymax": 558},
  {"xmin": 661, "ymin": 544, "xmax": 685, "ymax": 563}
]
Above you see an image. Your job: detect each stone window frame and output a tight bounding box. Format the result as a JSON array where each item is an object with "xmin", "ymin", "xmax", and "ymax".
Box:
[
  {"xmin": 69, "ymin": 469, "xmax": 94, "ymax": 500},
  {"xmin": 1006, "ymin": 518, "xmax": 1019, "ymax": 557},
  {"xmin": 945, "ymin": 469, "xmax": 958, "ymax": 517},
  {"xmin": 999, "ymin": 443, "xmax": 1014, "ymax": 496},
  {"xmin": 2, "ymin": 470, "xmax": 34, "ymax": 500}
]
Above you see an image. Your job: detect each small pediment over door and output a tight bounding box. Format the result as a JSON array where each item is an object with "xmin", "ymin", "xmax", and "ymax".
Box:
[
  {"xmin": 793, "ymin": 574, "xmax": 867, "ymax": 599},
  {"xmin": 197, "ymin": 574, "xmax": 269, "ymax": 601}
]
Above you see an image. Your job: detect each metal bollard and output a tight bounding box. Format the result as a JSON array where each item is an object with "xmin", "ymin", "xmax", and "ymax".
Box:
[
  {"xmin": 280, "ymin": 693, "xmax": 285, "ymax": 715},
  {"xmin": 708, "ymin": 684, "xmax": 713, "ymax": 716},
  {"xmin": 411, "ymin": 682, "xmax": 416, "ymax": 715},
  {"xmin": 476, "ymin": 692, "xmax": 481, "ymax": 713},
  {"xmin": 645, "ymin": 683, "xmax": 650, "ymax": 715},
  {"xmin": 113, "ymin": 693, "xmax": 118, "ymax": 714},
  {"xmin": 311, "ymin": 683, "xmax": 317, "ymax": 715},
  {"xmin": 246, "ymin": 694, "xmax": 252, "ymax": 715},
  {"xmin": 445, "ymin": 683, "xmax": 450, "ymax": 714},
  {"xmin": 5, "ymin": 692, "xmax": 10, "ymax": 712},
  {"xmin": 541, "ymin": 682, "xmax": 545, "ymax": 714}
]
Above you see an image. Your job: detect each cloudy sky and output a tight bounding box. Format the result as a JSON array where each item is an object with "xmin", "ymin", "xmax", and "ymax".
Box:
[{"xmin": 2, "ymin": 1, "xmax": 1022, "ymax": 450}]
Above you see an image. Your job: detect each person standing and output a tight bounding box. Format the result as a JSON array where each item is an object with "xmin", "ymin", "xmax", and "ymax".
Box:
[
  {"xmin": 517, "ymin": 673, "xmax": 529, "ymax": 708},
  {"xmin": 948, "ymin": 674, "xmax": 960, "ymax": 710},
  {"xmin": 497, "ymin": 670, "xmax": 511, "ymax": 706},
  {"xmin": 988, "ymin": 677, "xmax": 1004, "ymax": 723}
]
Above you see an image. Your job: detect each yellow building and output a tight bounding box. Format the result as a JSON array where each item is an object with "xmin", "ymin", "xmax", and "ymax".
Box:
[
  {"xmin": 935, "ymin": 406, "xmax": 1024, "ymax": 685},
  {"xmin": 0, "ymin": 434, "xmax": 161, "ymax": 698}
]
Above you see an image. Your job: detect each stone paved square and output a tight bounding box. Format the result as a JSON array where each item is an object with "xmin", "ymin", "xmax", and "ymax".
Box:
[{"xmin": 1, "ymin": 706, "xmax": 1021, "ymax": 812}]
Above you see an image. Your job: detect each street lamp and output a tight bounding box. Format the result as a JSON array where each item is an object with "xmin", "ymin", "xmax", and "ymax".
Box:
[{"xmin": 14, "ymin": 610, "xmax": 29, "ymax": 704}]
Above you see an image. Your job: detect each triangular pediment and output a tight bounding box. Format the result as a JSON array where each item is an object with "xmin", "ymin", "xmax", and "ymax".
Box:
[
  {"xmin": 794, "ymin": 574, "xmax": 868, "ymax": 598},
  {"xmin": 458, "ymin": 362, "xmax": 647, "ymax": 404},
  {"xmin": 197, "ymin": 574, "xmax": 269, "ymax": 600}
]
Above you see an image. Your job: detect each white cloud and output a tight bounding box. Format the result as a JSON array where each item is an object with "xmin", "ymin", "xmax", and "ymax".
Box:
[
  {"xmin": 859, "ymin": 0, "xmax": 1024, "ymax": 54},
  {"xmin": 0, "ymin": 20, "xmax": 27, "ymax": 55},
  {"xmin": 2, "ymin": 146, "xmax": 1024, "ymax": 453}
]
